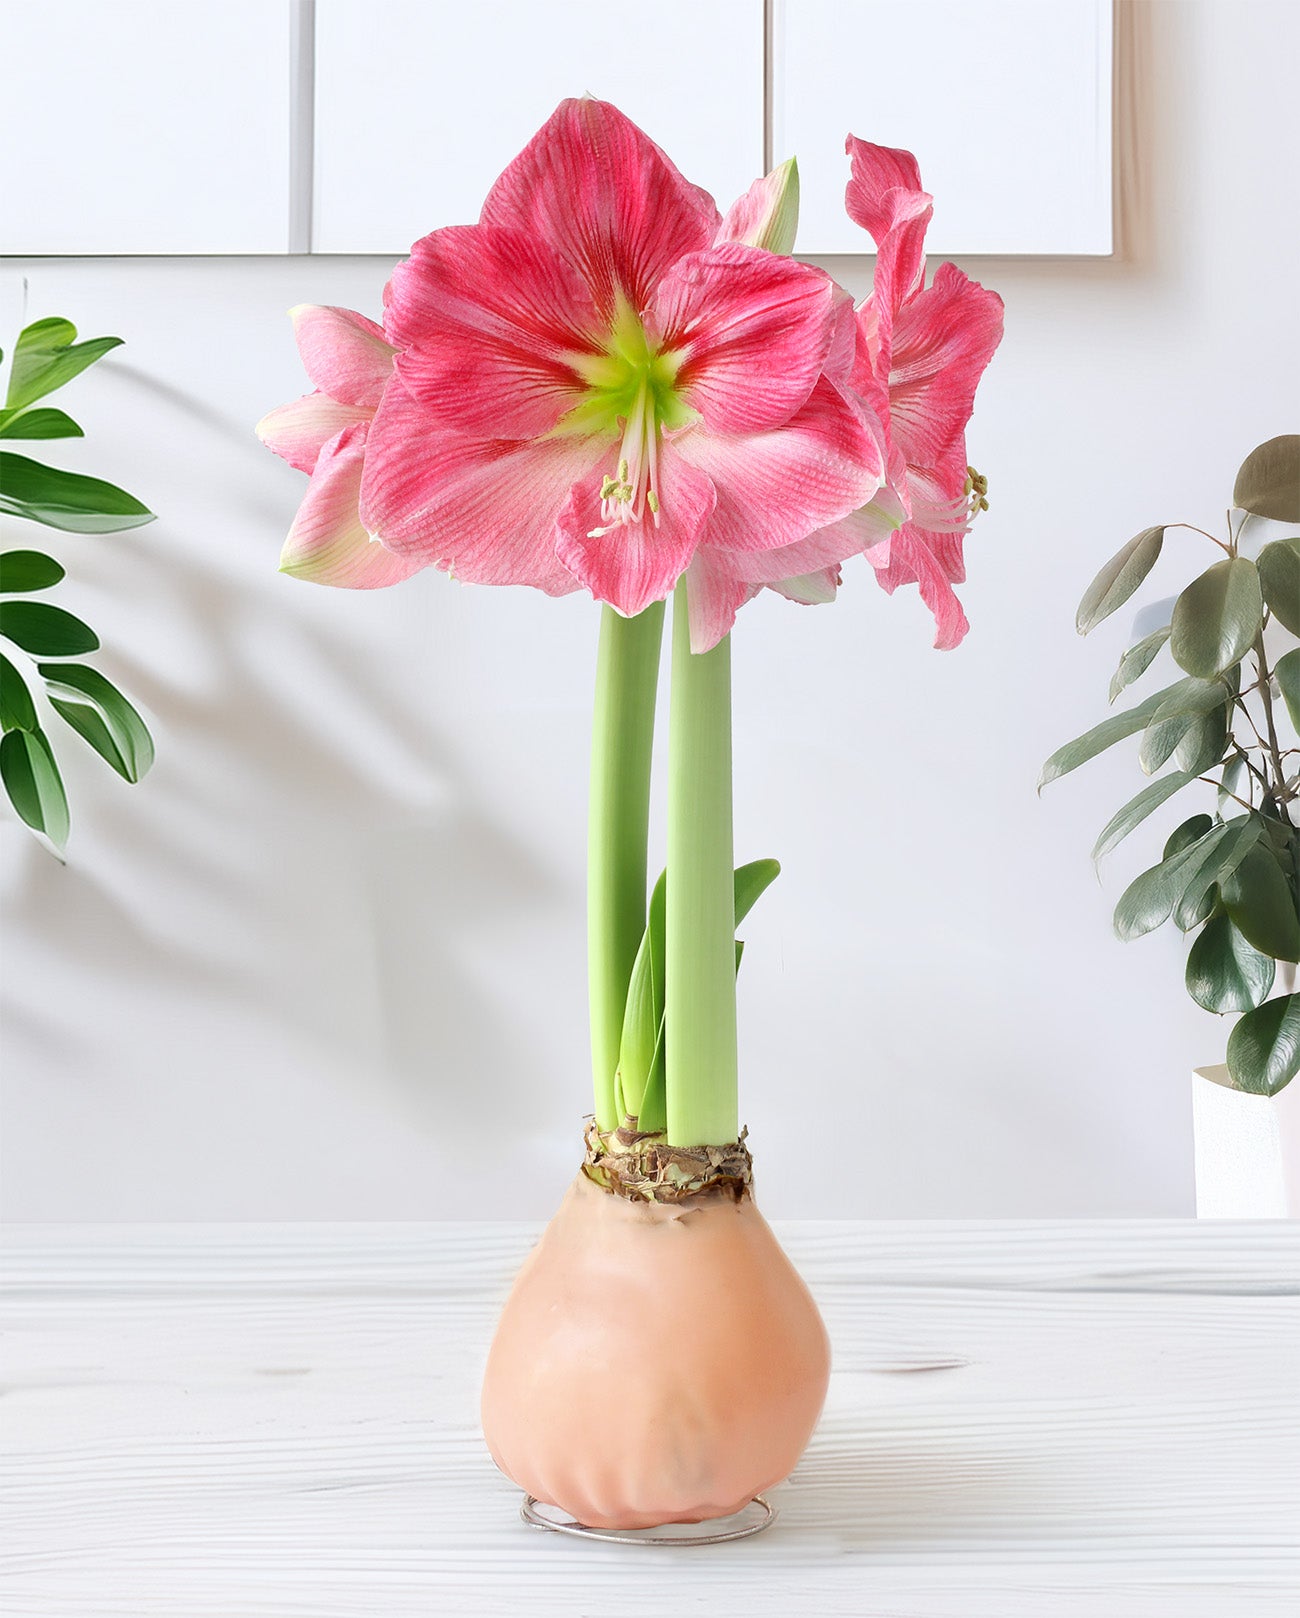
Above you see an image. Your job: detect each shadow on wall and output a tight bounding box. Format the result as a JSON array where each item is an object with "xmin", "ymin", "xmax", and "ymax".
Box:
[{"xmin": 0, "ymin": 350, "xmax": 576, "ymax": 1194}]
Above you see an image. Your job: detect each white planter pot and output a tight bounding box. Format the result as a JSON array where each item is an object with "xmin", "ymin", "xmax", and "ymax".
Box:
[{"xmin": 1192, "ymin": 1065, "xmax": 1300, "ymax": 1217}]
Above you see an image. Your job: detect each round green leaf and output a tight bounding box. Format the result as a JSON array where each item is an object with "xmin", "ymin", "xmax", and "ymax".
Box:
[
  {"xmin": 1164, "ymin": 814, "xmax": 1215, "ymax": 860},
  {"xmin": 1170, "ymin": 558, "xmax": 1263, "ymax": 678},
  {"xmin": 1186, "ymin": 912, "xmax": 1275, "ymax": 1013},
  {"xmin": 1256, "ymin": 537, "xmax": 1300, "ymax": 636},
  {"xmin": 0, "ymin": 549, "xmax": 65, "ymax": 592},
  {"xmin": 0, "ymin": 600, "xmax": 99, "ymax": 656},
  {"xmin": 1226, "ymin": 994, "xmax": 1300, "ymax": 1096},
  {"xmin": 0, "ymin": 726, "xmax": 69, "ymax": 850},
  {"xmin": 0, "ymin": 652, "xmax": 37, "ymax": 731},
  {"xmin": 1076, "ymin": 526, "xmax": 1165, "ymax": 635},
  {"xmin": 1221, "ymin": 843, "xmax": 1300, "ymax": 962},
  {"xmin": 1233, "ymin": 436, "xmax": 1300, "ymax": 523}
]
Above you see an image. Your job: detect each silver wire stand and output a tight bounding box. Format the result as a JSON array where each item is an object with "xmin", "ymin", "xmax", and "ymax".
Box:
[{"xmin": 520, "ymin": 1493, "xmax": 777, "ymax": 1545}]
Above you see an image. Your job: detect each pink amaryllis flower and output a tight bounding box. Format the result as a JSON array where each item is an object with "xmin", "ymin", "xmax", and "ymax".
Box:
[
  {"xmin": 256, "ymin": 305, "xmax": 424, "ymax": 588},
  {"xmin": 358, "ymin": 98, "xmax": 882, "ymax": 650},
  {"xmin": 688, "ymin": 139, "xmax": 1002, "ymax": 649},
  {"xmin": 837, "ymin": 138, "xmax": 1004, "ymax": 647}
]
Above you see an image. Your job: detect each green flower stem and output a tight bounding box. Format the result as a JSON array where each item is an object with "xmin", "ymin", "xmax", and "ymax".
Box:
[
  {"xmin": 665, "ymin": 578, "xmax": 739, "ymax": 1146},
  {"xmin": 588, "ymin": 601, "xmax": 665, "ymax": 1130}
]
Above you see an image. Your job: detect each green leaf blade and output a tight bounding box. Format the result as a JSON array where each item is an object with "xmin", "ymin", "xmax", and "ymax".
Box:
[
  {"xmin": 1113, "ymin": 819, "xmax": 1256, "ymax": 942},
  {"xmin": 0, "ymin": 600, "xmax": 99, "ymax": 657},
  {"xmin": 0, "ymin": 726, "xmax": 69, "ymax": 850},
  {"xmin": 1138, "ymin": 677, "xmax": 1231, "ymax": 775},
  {"xmin": 0, "ymin": 549, "xmax": 65, "ymax": 592},
  {"xmin": 1256, "ymin": 537, "xmax": 1300, "ymax": 636},
  {"xmin": 5, "ymin": 319, "xmax": 123, "ymax": 412},
  {"xmin": 1276, "ymin": 648, "xmax": 1300, "ymax": 734},
  {"xmin": 734, "ymin": 858, "xmax": 781, "ymax": 927},
  {"xmin": 616, "ymin": 870, "xmax": 666, "ymax": 1125},
  {"xmin": 0, "ymin": 652, "xmax": 38, "ymax": 731},
  {"xmin": 1076, "ymin": 526, "xmax": 1165, "ymax": 635},
  {"xmin": 1040, "ymin": 684, "xmax": 1177, "ymax": 790},
  {"xmin": 38, "ymin": 662, "xmax": 154, "ymax": 783},
  {"xmin": 0, "ymin": 407, "xmax": 84, "ymax": 440},
  {"xmin": 1092, "ymin": 770, "xmax": 1198, "ymax": 862},
  {"xmin": 1109, "ymin": 626, "xmax": 1170, "ymax": 703},
  {"xmin": 1233, "ymin": 436, "xmax": 1300, "ymax": 524},
  {"xmin": 0, "ymin": 451, "xmax": 154, "ymax": 534},
  {"xmin": 1169, "ymin": 558, "xmax": 1263, "ymax": 678},
  {"xmin": 1186, "ymin": 912, "xmax": 1275, "ymax": 1014},
  {"xmin": 1226, "ymin": 994, "xmax": 1300, "ymax": 1096},
  {"xmin": 1170, "ymin": 817, "xmax": 1260, "ymax": 932},
  {"xmin": 1221, "ymin": 844, "xmax": 1300, "ymax": 962}
]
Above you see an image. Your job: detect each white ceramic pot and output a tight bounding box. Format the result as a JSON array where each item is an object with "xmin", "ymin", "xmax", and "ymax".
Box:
[{"xmin": 1192, "ymin": 1064, "xmax": 1300, "ymax": 1218}]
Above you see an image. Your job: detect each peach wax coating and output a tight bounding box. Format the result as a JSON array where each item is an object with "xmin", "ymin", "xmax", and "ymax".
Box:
[{"xmin": 480, "ymin": 1170, "xmax": 831, "ymax": 1531}]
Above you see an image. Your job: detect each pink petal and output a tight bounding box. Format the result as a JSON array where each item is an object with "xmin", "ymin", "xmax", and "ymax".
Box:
[
  {"xmin": 652, "ymin": 244, "xmax": 838, "ymax": 434},
  {"xmin": 280, "ymin": 425, "xmax": 423, "ymax": 589},
  {"xmin": 555, "ymin": 450, "xmax": 715, "ymax": 618},
  {"xmin": 844, "ymin": 137, "xmax": 923, "ymax": 242},
  {"xmin": 358, "ymin": 376, "xmax": 596, "ymax": 595},
  {"xmin": 731, "ymin": 487, "xmax": 906, "ymax": 589},
  {"xmin": 715, "ymin": 158, "xmax": 800, "ymax": 255},
  {"xmin": 889, "ymin": 262, "xmax": 1004, "ymax": 473},
  {"xmin": 677, "ymin": 377, "xmax": 883, "ymax": 554},
  {"xmin": 290, "ymin": 305, "xmax": 395, "ymax": 409},
  {"xmin": 480, "ymin": 98, "xmax": 719, "ymax": 319},
  {"xmin": 682, "ymin": 548, "xmax": 758, "ymax": 653},
  {"xmin": 256, "ymin": 391, "xmax": 373, "ymax": 474},
  {"xmin": 771, "ymin": 566, "xmax": 840, "ymax": 605},
  {"xmin": 865, "ymin": 188, "xmax": 934, "ymax": 387},
  {"xmin": 384, "ymin": 224, "xmax": 599, "ymax": 438},
  {"xmin": 721, "ymin": 516, "xmax": 864, "ymax": 586},
  {"xmin": 869, "ymin": 526, "xmax": 969, "ymax": 649}
]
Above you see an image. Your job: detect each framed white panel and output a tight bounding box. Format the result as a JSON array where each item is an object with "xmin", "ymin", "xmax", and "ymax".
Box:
[
  {"xmin": 0, "ymin": 0, "xmax": 293, "ymax": 255},
  {"xmin": 772, "ymin": 0, "xmax": 1113, "ymax": 256},
  {"xmin": 313, "ymin": 0, "xmax": 765, "ymax": 254}
]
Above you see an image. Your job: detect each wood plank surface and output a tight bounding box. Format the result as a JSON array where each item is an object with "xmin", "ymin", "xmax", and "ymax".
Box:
[{"xmin": 2, "ymin": 1221, "xmax": 1297, "ymax": 1617}]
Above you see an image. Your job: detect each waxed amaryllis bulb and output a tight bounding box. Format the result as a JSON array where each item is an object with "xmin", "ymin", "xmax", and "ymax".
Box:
[{"xmin": 480, "ymin": 1170, "xmax": 831, "ymax": 1531}]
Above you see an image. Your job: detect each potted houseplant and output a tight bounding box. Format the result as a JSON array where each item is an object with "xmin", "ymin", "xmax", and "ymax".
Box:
[
  {"xmin": 1042, "ymin": 435, "xmax": 1300, "ymax": 1216},
  {"xmin": 259, "ymin": 99, "xmax": 1002, "ymax": 1532}
]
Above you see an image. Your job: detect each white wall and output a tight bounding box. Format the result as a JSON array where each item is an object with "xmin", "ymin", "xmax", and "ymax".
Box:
[{"xmin": 2, "ymin": 0, "xmax": 1297, "ymax": 1220}]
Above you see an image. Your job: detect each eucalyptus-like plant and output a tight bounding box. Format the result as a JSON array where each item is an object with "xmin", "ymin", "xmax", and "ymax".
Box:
[
  {"xmin": 1043, "ymin": 435, "xmax": 1300, "ymax": 1095},
  {"xmin": 0, "ymin": 318, "xmax": 155, "ymax": 855}
]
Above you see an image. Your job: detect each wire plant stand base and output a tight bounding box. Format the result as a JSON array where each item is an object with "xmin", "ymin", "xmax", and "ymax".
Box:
[{"xmin": 521, "ymin": 1493, "xmax": 777, "ymax": 1545}]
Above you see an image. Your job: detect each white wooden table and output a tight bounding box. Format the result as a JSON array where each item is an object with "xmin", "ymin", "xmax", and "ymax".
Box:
[{"xmin": 3, "ymin": 1222, "xmax": 1298, "ymax": 1617}]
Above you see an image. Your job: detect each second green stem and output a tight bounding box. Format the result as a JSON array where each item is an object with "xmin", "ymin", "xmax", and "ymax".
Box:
[{"xmin": 666, "ymin": 577, "xmax": 739, "ymax": 1146}]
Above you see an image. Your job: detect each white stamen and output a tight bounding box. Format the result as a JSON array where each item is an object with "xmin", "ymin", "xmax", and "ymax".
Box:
[{"xmin": 589, "ymin": 374, "xmax": 664, "ymax": 539}]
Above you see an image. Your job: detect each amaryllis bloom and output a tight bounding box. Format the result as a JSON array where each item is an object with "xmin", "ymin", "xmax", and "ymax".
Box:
[
  {"xmin": 256, "ymin": 305, "xmax": 424, "ymax": 589},
  {"xmin": 359, "ymin": 98, "xmax": 882, "ymax": 650},
  {"xmin": 834, "ymin": 138, "xmax": 1004, "ymax": 647},
  {"xmin": 685, "ymin": 139, "xmax": 1002, "ymax": 648}
]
